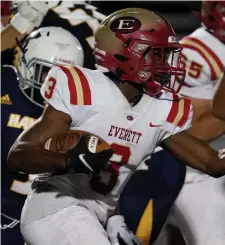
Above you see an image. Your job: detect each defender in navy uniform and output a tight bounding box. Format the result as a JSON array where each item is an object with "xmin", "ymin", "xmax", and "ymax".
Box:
[
  {"xmin": 1, "ymin": 26, "xmax": 85, "ymax": 245},
  {"xmin": 1, "ymin": 65, "xmax": 42, "ymax": 244},
  {"xmin": 119, "ymin": 148, "xmax": 186, "ymax": 245}
]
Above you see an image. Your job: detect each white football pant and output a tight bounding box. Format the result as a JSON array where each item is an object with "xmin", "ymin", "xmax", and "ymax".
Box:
[
  {"xmin": 20, "ymin": 191, "xmax": 111, "ymax": 245},
  {"xmin": 155, "ymin": 175, "xmax": 225, "ymax": 245},
  {"xmin": 171, "ymin": 175, "xmax": 225, "ymax": 245}
]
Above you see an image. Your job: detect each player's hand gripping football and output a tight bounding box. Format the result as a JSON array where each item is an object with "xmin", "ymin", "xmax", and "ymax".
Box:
[
  {"xmin": 106, "ymin": 215, "xmax": 143, "ymax": 245},
  {"xmin": 64, "ymin": 134, "xmax": 114, "ymax": 175}
]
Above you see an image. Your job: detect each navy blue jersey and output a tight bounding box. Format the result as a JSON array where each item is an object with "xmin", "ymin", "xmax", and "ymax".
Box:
[
  {"xmin": 1, "ymin": 66, "xmax": 42, "ymax": 219},
  {"xmin": 120, "ymin": 149, "xmax": 186, "ymax": 245}
]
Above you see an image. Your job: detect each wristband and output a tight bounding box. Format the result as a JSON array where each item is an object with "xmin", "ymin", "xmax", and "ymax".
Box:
[
  {"xmin": 10, "ymin": 13, "xmax": 35, "ymax": 34},
  {"xmin": 218, "ymin": 148, "xmax": 225, "ymax": 159}
]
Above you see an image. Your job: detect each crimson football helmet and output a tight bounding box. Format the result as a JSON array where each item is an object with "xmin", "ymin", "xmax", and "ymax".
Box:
[
  {"xmin": 197, "ymin": 0, "xmax": 225, "ymax": 42},
  {"xmin": 94, "ymin": 8, "xmax": 185, "ymax": 96}
]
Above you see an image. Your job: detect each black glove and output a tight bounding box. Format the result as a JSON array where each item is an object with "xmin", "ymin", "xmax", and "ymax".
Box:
[{"xmin": 64, "ymin": 134, "xmax": 114, "ymax": 175}]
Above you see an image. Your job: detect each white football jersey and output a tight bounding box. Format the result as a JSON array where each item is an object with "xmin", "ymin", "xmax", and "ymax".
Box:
[
  {"xmin": 39, "ymin": 65, "xmax": 192, "ymax": 222},
  {"xmin": 179, "ymin": 27, "xmax": 225, "ymax": 99}
]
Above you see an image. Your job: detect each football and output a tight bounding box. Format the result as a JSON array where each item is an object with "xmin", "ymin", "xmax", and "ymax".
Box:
[{"xmin": 39, "ymin": 130, "xmax": 112, "ymax": 154}]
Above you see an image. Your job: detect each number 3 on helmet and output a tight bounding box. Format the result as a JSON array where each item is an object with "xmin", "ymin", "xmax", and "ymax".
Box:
[{"xmin": 94, "ymin": 8, "xmax": 186, "ymax": 96}]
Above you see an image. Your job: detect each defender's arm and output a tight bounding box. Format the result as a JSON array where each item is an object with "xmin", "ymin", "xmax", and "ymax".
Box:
[
  {"xmin": 2, "ymin": 1, "xmax": 49, "ymax": 51},
  {"xmin": 1, "ymin": 24, "xmax": 26, "ymax": 51}
]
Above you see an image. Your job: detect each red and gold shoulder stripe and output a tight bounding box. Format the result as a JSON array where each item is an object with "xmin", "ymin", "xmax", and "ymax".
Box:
[
  {"xmin": 166, "ymin": 94, "xmax": 191, "ymax": 128},
  {"xmin": 59, "ymin": 65, "xmax": 92, "ymax": 105},
  {"xmin": 180, "ymin": 37, "xmax": 224, "ymax": 80}
]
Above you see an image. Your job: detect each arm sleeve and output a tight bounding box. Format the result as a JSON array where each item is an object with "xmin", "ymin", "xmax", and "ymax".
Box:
[
  {"xmin": 160, "ymin": 94, "xmax": 193, "ymax": 141},
  {"xmin": 40, "ymin": 65, "xmax": 74, "ymax": 119},
  {"xmin": 172, "ymin": 101, "xmax": 193, "ymax": 134}
]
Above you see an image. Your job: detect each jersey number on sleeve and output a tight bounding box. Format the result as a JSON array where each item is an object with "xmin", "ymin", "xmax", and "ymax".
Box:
[
  {"xmin": 44, "ymin": 77, "xmax": 56, "ymax": 99},
  {"xmin": 90, "ymin": 143, "xmax": 131, "ymax": 195},
  {"xmin": 180, "ymin": 53, "xmax": 203, "ymax": 79}
]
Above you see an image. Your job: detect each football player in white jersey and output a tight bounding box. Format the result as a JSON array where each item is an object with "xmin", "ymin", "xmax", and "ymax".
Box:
[
  {"xmin": 8, "ymin": 8, "xmax": 225, "ymax": 245},
  {"xmin": 158, "ymin": 1, "xmax": 225, "ymax": 245},
  {"xmin": 213, "ymin": 73, "xmax": 225, "ymax": 120}
]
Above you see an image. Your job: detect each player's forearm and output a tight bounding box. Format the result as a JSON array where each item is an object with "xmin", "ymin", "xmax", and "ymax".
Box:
[
  {"xmin": 163, "ymin": 132, "xmax": 225, "ymax": 177},
  {"xmin": 7, "ymin": 142, "xmax": 66, "ymax": 174},
  {"xmin": 7, "ymin": 105, "xmax": 72, "ymax": 174},
  {"xmin": 188, "ymin": 112, "xmax": 225, "ymax": 142},
  {"xmin": 1, "ymin": 24, "xmax": 25, "ymax": 51},
  {"xmin": 213, "ymin": 74, "xmax": 225, "ymax": 120}
]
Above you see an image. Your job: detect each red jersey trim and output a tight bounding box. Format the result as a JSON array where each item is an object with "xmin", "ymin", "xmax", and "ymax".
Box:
[
  {"xmin": 180, "ymin": 37, "xmax": 223, "ymax": 80},
  {"xmin": 59, "ymin": 66, "xmax": 91, "ymax": 105},
  {"xmin": 167, "ymin": 94, "xmax": 191, "ymax": 128}
]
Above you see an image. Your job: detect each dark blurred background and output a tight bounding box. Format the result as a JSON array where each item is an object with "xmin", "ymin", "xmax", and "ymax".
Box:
[{"xmin": 91, "ymin": 1, "xmax": 201, "ymax": 38}]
